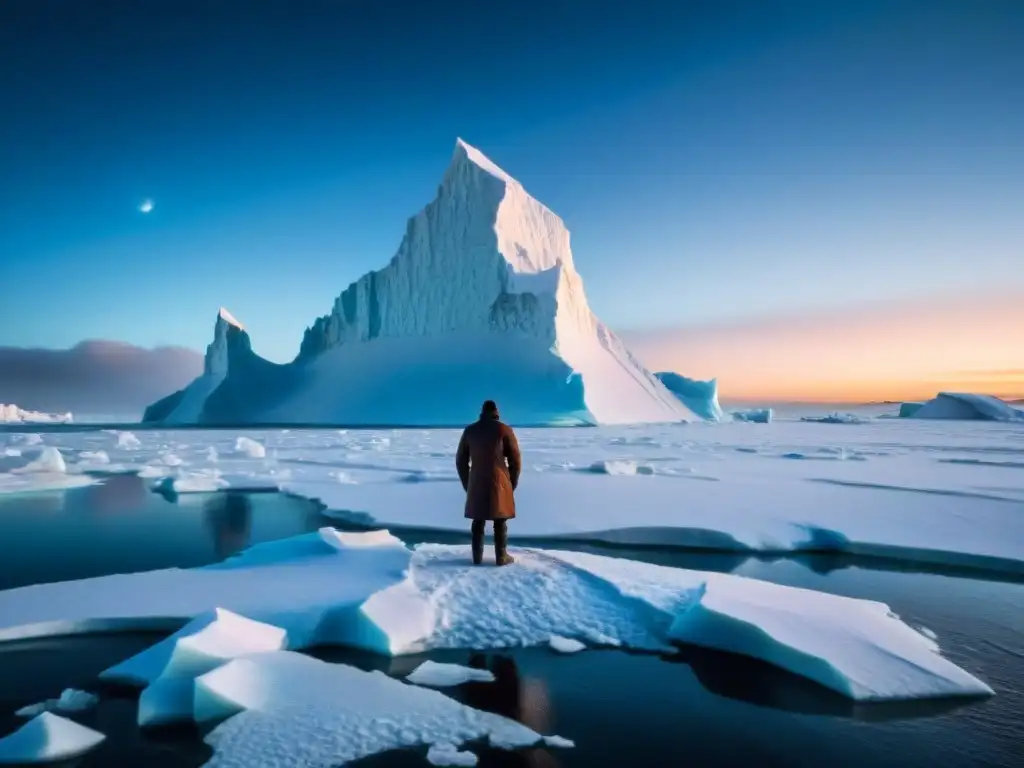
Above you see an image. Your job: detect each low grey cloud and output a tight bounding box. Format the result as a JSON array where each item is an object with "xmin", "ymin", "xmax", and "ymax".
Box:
[{"xmin": 0, "ymin": 341, "xmax": 203, "ymax": 418}]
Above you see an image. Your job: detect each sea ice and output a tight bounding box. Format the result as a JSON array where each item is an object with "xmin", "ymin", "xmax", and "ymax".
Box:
[
  {"xmin": 427, "ymin": 743, "xmax": 479, "ymax": 767},
  {"xmin": 0, "ymin": 445, "xmax": 96, "ymax": 495},
  {"xmin": 548, "ymin": 635, "xmax": 587, "ymax": 654},
  {"xmin": 0, "ymin": 712, "xmax": 105, "ymax": 764},
  {"xmin": 0, "ymin": 530, "xmax": 993, "ymax": 702},
  {"xmin": 14, "ymin": 689, "xmax": 98, "ymax": 718},
  {"xmin": 194, "ymin": 651, "xmax": 550, "ymax": 767},
  {"xmin": 406, "ymin": 661, "xmax": 496, "ymax": 687}
]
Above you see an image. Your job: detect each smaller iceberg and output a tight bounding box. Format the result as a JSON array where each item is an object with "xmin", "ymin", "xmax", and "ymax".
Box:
[
  {"xmin": 654, "ymin": 373, "xmax": 724, "ymax": 421},
  {"xmin": 0, "ymin": 404, "xmax": 73, "ymax": 424},
  {"xmin": 0, "ymin": 712, "xmax": 105, "ymax": 764},
  {"xmin": 904, "ymin": 393, "xmax": 1024, "ymax": 422},
  {"xmin": 732, "ymin": 408, "xmax": 772, "ymax": 424}
]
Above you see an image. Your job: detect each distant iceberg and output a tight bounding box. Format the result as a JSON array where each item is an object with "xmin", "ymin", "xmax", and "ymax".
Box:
[
  {"xmin": 901, "ymin": 393, "xmax": 1024, "ymax": 422},
  {"xmin": 0, "ymin": 404, "xmax": 73, "ymax": 424},
  {"xmin": 732, "ymin": 408, "xmax": 772, "ymax": 424},
  {"xmin": 654, "ymin": 373, "xmax": 724, "ymax": 421}
]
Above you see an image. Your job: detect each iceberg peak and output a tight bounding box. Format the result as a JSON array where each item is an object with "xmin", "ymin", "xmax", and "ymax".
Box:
[
  {"xmin": 217, "ymin": 307, "xmax": 245, "ymax": 331},
  {"xmin": 451, "ymin": 137, "xmax": 514, "ymax": 183}
]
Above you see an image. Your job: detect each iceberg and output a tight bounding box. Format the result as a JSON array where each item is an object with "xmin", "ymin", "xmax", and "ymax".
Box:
[
  {"xmin": 0, "ymin": 404, "xmax": 73, "ymax": 424},
  {"xmin": 14, "ymin": 689, "xmax": 98, "ymax": 718},
  {"xmin": 143, "ymin": 140, "xmax": 696, "ymax": 427},
  {"xmin": 732, "ymin": 408, "xmax": 772, "ymax": 423},
  {"xmin": 903, "ymin": 392, "xmax": 1024, "ymax": 422},
  {"xmin": 0, "ymin": 712, "xmax": 105, "ymax": 764},
  {"xmin": 654, "ymin": 373, "xmax": 724, "ymax": 421},
  {"xmin": 0, "ymin": 529, "xmax": 993, "ymax": 702}
]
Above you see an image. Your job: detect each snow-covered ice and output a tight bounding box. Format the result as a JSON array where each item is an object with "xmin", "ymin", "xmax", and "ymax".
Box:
[
  {"xmin": 0, "ymin": 712, "xmax": 105, "ymax": 764},
  {"xmin": 194, "ymin": 651, "xmax": 551, "ymax": 767},
  {"xmin": 0, "ymin": 404, "xmax": 73, "ymax": 424},
  {"xmin": 14, "ymin": 689, "xmax": 98, "ymax": 718},
  {"xmin": 406, "ymin": 661, "xmax": 496, "ymax": 687},
  {"xmin": 0, "ymin": 528, "xmax": 993, "ymax": 701},
  {"xmin": 427, "ymin": 743, "xmax": 479, "ymax": 767},
  {"xmin": 141, "ymin": 140, "xmax": 695, "ymax": 427},
  {"xmin": 0, "ymin": 445, "xmax": 97, "ymax": 495}
]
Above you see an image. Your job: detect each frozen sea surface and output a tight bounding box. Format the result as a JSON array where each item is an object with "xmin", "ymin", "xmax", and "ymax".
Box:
[
  {"xmin": 0, "ymin": 470, "xmax": 1021, "ymax": 767},
  {"xmin": 2, "ymin": 415, "xmax": 1021, "ymax": 574}
]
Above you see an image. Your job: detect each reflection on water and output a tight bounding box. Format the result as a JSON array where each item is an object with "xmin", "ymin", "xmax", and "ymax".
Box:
[{"xmin": 202, "ymin": 493, "xmax": 252, "ymax": 559}]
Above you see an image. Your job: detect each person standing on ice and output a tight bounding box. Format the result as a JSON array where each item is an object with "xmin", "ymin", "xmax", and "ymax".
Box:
[{"xmin": 456, "ymin": 400, "xmax": 522, "ymax": 566}]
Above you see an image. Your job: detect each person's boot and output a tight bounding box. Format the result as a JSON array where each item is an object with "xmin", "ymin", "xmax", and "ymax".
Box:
[
  {"xmin": 471, "ymin": 524, "xmax": 484, "ymax": 566},
  {"xmin": 494, "ymin": 522, "xmax": 514, "ymax": 566}
]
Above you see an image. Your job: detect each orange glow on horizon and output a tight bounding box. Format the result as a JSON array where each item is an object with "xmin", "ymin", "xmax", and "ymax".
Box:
[{"xmin": 624, "ymin": 294, "xmax": 1024, "ymax": 403}]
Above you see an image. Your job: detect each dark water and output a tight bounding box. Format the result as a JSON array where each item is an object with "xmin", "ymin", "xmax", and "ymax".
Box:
[{"xmin": 0, "ymin": 476, "xmax": 1020, "ymax": 767}]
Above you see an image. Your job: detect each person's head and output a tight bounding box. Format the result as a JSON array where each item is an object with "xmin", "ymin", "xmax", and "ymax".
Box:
[{"xmin": 480, "ymin": 400, "xmax": 499, "ymax": 420}]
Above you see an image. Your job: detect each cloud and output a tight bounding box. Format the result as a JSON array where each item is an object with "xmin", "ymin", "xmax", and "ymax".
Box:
[{"xmin": 0, "ymin": 341, "xmax": 203, "ymax": 417}]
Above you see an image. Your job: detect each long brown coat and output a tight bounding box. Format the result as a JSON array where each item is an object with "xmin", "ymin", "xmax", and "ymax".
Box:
[{"xmin": 456, "ymin": 415, "xmax": 522, "ymax": 520}]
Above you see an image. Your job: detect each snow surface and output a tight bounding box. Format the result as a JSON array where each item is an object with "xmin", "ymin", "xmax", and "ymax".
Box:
[
  {"xmin": 0, "ymin": 529, "xmax": 993, "ymax": 701},
  {"xmin": 14, "ymin": 689, "xmax": 98, "ymax": 718},
  {"xmin": 0, "ymin": 404, "xmax": 73, "ymax": 424},
  {"xmin": 406, "ymin": 661, "xmax": 496, "ymax": 687},
  {"xmin": 0, "ymin": 712, "xmax": 105, "ymax": 764},
  {"xmin": 195, "ymin": 651, "xmax": 551, "ymax": 767},
  {"xmin": 142, "ymin": 139, "xmax": 695, "ymax": 427},
  {"xmin": 910, "ymin": 392, "xmax": 1024, "ymax": 422}
]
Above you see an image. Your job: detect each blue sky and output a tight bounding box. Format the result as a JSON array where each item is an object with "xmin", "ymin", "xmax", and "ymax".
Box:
[{"xmin": 1, "ymin": 0, "xmax": 1022, "ymax": 363}]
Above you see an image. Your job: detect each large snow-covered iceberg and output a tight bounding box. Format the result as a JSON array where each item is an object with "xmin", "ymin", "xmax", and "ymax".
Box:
[
  {"xmin": 0, "ymin": 528, "xmax": 993, "ymax": 702},
  {"xmin": 143, "ymin": 140, "xmax": 694, "ymax": 427},
  {"xmin": 903, "ymin": 392, "xmax": 1024, "ymax": 422},
  {"xmin": 654, "ymin": 373, "xmax": 724, "ymax": 421},
  {"xmin": 0, "ymin": 404, "xmax": 73, "ymax": 424}
]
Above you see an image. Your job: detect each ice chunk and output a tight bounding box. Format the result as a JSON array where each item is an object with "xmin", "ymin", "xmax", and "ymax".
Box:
[
  {"xmin": 14, "ymin": 689, "xmax": 98, "ymax": 717},
  {"xmin": 732, "ymin": 408, "xmax": 772, "ymax": 423},
  {"xmin": 800, "ymin": 413, "xmax": 865, "ymax": 424},
  {"xmin": 195, "ymin": 651, "xmax": 546, "ymax": 767},
  {"xmin": 234, "ymin": 437, "xmax": 266, "ymax": 458},
  {"xmin": 548, "ymin": 635, "xmax": 586, "ymax": 654},
  {"xmin": 138, "ymin": 676, "xmax": 196, "ymax": 728},
  {"xmin": 115, "ymin": 431, "xmax": 142, "ymax": 449},
  {"xmin": 544, "ymin": 734, "xmax": 576, "ymax": 748},
  {"xmin": 153, "ymin": 470, "xmax": 229, "ymax": 495},
  {"xmin": 580, "ymin": 460, "xmax": 655, "ymax": 476},
  {"xmin": 15, "ymin": 446, "xmax": 67, "ymax": 474},
  {"xmin": 102, "ymin": 608, "xmax": 287, "ymax": 686},
  {"xmin": 78, "ymin": 450, "xmax": 110, "ymax": 465},
  {"xmin": 543, "ymin": 549, "xmax": 994, "ymax": 702},
  {"xmin": 406, "ymin": 661, "xmax": 496, "ymax": 687},
  {"xmin": 427, "ymin": 744, "xmax": 479, "ymax": 766},
  {"xmin": 0, "ymin": 712, "xmax": 104, "ymax": 763}
]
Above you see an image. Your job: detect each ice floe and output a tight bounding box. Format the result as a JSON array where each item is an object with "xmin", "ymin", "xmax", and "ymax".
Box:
[
  {"xmin": 406, "ymin": 660, "xmax": 496, "ymax": 687},
  {"xmin": 0, "ymin": 712, "xmax": 105, "ymax": 764},
  {"xmin": 0, "ymin": 529, "xmax": 993, "ymax": 702},
  {"xmin": 14, "ymin": 689, "xmax": 98, "ymax": 718}
]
